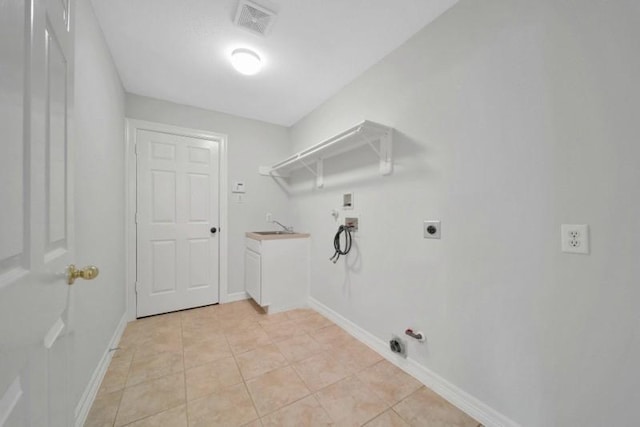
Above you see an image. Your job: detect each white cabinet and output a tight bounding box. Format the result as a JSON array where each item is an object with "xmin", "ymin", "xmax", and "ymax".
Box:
[
  {"xmin": 244, "ymin": 247, "xmax": 261, "ymax": 303},
  {"xmin": 244, "ymin": 234, "xmax": 310, "ymax": 313}
]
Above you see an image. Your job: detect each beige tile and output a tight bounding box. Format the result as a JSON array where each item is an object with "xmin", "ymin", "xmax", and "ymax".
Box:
[
  {"xmin": 275, "ymin": 334, "xmax": 326, "ymax": 363},
  {"xmin": 236, "ymin": 344, "xmax": 288, "ymax": 380},
  {"xmin": 330, "ymin": 340, "xmax": 384, "ymax": 375},
  {"xmin": 186, "ymin": 356, "xmax": 243, "ymax": 401},
  {"xmin": 343, "ymin": 340, "xmax": 384, "ymax": 369},
  {"xmin": 181, "ymin": 314, "xmax": 222, "ymax": 330},
  {"xmin": 296, "ymin": 313, "xmax": 334, "ymax": 333},
  {"xmin": 364, "ymin": 409, "xmax": 409, "ymax": 427},
  {"xmin": 293, "ymin": 352, "xmax": 352, "ymax": 391},
  {"xmin": 261, "ymin": 395, "xmax": 332, "ymax": 427},
  {"xmin": 125, "ymin": 404, "xmax": 187, "ymax": 427},
  {"xmin": 246, "ymin": 299, "xmax": 266, "ymax": 313},
  {"xmin": 121, "ymin": 314, "xmax": 182, "ymax": 346},
  {"xmin": 180, "ymin": 305, "xmax": 218, "ymax": 321},
  {"xmin": 183, "ymin": 336, "xmax": 232, "ymax": 369},
  {"xmin": 226, "ymin": 327, "xmax": 272, "ymax": 354},
  {"xmin": 111, "ymin": 347, "xmax": 134, "ymax": 362},
  {"xmin": 242, "ymin": 419, "xmax": 264, "ymax": 427},
  {"xmin": 310, "ymin": 325, "xmax": 356, "ymax": 348},
  {"xmin": 257, "ymin": 311, "xmax": 290, "ymax": 326},
  {"xmin": 285, "ymin": 308, "xmax": 316, "ymax": 321},
  {"xmin": 98, "ymin": 356, "xmax": 131, "ymax": 394},
  {"xmin": 217, "ymin": 300, "xmax": 263, "ymax": 319},
  {"xmin": 357, "ymin": 360, "xmax": 422, "ymax": 406},
  {"xmin": 114, "ymin": 372, "xmax": 185, "ymax": 426},
  {"xmin": 217, "ymin": 311, "xmax": 259, "ymax": 326},
  {"xmin": 182, "ymin": 325, "xmax": 225, "ymax": 347},
  {"xmin": 119, "ymin": 322, "xmax": 141, "ymax": 340},
  {"xmin": 180, "ymin": 307, "xmax": 221, "ymax": 330},
  {"xmin": 393, "ymin": 387, "xmax": 478, "ymax": 427},
  {"xmin": 187, "ymin": 383, "xmax": 258, "ymax": 427},
  {"xmin": 260, "ymin": 319, "xmax": 306, "ymax": 342},
  {"xmin": 127, "ymin": 312, "xmax": 181, "ymax": 332},
  {"xmin": 219, "ymin": 316, "xmax": 261, "ymax": 334},
  {"xmin": 246, "ymin": 366, "xmax": 311, "ymax": 416},
  {"xmin": 85, "ymin": 389, "xmax": 122, "ymax": 427},
  {"xmin": 315, "ymin": 376, "xmax": 388, "ymax": 425},
  {"xmin": 130, "ymin": 329, "xmax": 183, "ymax": 361},
  {"xmin": 126, "ymin": 351, "xmax": 183, "ymax": 387}
]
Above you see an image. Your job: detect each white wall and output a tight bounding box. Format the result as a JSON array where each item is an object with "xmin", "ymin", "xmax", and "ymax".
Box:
[
  {"xmin": 73, "ymin": 0, "xmax": 126, "ymax": 412},
  {"xmin": 125, "ymin": 94, "xmax": 291, "ymax": 295},
  {"xmin": 289, "ymin": 1, "xmax": 640, "ymax": 426}
]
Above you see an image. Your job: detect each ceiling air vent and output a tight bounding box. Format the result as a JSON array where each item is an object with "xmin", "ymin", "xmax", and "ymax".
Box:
[{"xmin": 234, "ymin": 0, "xmax": 277, "ymax": 37}]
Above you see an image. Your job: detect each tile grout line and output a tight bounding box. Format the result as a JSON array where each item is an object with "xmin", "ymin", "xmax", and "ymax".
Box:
[
  {"xmin": 389, "ymin": 384, "xmax": 430, "ymax": 425},
  {"xmin": 252, "ymin": 359, "xmax": 314, "ymax": 419},
  {"xmin": 293, "ymin": 313, "xmax": 392, "ymax": 425},
  {"xmin": 119, "ymin": 403, "xmax": 186, "ymax": 427},
  {"xmin": 312, "ymin": 373, "xmax": 389, "ymax": 425},
  {"xmin": 180, "ymin": 311, "xmax": 189, "ymax": 427},
  {"xmin": 110, "ymin": 322, "xmax": 137, "ymax": 427},
  {"xmin": 229, "ymin": 333, "xmax": 262, "ymax": 425},
  {"xmin": 309, "ymin": 393, "xmax": 334, "ymax": 426},
  {"xmin": 118, "ymin": 315, "xmax": 187, "ymax": 426},
  {"xmin": 390, "ymin": 407, "xmax": 411, "ymax": 426},
  {"xmin": 122, "ymin": 316, "xmax": 189, "ymax": 427},
  {"xmin": 232, "ymin": 307, "xmax": 318, "ymax": 422}
]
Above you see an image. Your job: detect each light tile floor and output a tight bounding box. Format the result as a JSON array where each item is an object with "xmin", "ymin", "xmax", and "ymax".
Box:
[{"xmin": 86, "ymin": 300, "xmax": 482, "ymax": 426}]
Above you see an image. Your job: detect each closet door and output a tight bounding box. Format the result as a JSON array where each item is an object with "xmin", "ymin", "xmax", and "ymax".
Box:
[{"xmin": 136, "ymin": 128, "xmax": 221, "ymax": 317}]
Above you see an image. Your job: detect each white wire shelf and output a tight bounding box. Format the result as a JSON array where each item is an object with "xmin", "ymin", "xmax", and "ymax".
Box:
[{"xmin": 259, "ymin": 120, "xmax": 393, "ymax": 187}]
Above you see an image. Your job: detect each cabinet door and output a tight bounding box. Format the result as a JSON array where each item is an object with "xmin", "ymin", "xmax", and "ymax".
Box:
[{"xmin": 244, "ymin": 248, "xmax": 261, "ymax": 304}]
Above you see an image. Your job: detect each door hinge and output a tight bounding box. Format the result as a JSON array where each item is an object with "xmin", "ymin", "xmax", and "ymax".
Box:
[
  {"xmin": 134, "ymin": 281, "xmax": 139, "ymax": 294},
  {"xmin": 135, "ymin": 212, "xmax": 140, "ymax": 224},
  {"xmin": 133, "ymin": 143, "xmax": 138, "ymax": 155}
]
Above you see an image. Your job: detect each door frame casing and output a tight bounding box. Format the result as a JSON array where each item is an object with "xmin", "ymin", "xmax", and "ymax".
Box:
[{"xmin": 125, "ymin": 119, "xmax": 229, "ymax": 321}]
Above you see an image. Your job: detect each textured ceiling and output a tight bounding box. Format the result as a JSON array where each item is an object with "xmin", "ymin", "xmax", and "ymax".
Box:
[{"xmin": 91, "ymin": 0, "xmax": 458, "ymax": 126}]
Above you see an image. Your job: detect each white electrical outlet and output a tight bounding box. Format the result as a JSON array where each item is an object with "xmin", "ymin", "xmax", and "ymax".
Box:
[
  {"xmin": 266, "ymin": 212, "xmax": 272, "ymax": 223},
  {"xmin": 561, "ymin": 224, "xmax": 589, "ymax": 254}
]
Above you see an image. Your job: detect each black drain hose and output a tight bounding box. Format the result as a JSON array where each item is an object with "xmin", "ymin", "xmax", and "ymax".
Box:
[{"xmin": 329, "ymin": 225, "xmax": 353, "ymax": 263}]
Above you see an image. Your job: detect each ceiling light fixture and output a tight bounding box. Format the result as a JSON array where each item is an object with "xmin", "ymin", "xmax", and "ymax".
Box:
[{"xmin": 230, "ymin": 48, "xmax": 262, "ymax": 75}]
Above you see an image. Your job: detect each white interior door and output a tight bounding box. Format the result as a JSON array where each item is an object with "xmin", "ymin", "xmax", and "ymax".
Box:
[
  {"xmin": 136, "ymin": 129, "xmax": 220, "ymax": 317},
  {"xmin": 0, "ymin": 0, "xmax": 76, "ymax": 425}
]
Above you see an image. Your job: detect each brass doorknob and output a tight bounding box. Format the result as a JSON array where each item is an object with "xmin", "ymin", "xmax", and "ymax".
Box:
[{"xmin": 67, "ymin": 264, "xmax": 99, "ymax": 285}]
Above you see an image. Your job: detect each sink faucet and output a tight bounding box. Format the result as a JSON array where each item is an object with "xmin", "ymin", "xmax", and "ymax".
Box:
[{"xmin": 272, "ymin": 220, "xmax": 293, "ymax": 233}]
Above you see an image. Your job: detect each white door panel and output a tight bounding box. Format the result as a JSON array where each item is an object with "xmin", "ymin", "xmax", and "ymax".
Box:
[
  {"xmin": 1, "ymin": 0, "xmax": 75, "ymax": 424},
  {"xmin": 187, "ymin": 238, "xmax": 211, "ymax": 290},
  {"xmin": 136, "ymin": 130, "xmax": 220, "ymax": 317}
]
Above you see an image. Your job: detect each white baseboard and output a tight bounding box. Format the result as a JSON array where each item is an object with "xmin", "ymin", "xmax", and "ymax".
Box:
[
  {"xmin": 223, "ymin": 291, "xmax": 250, "ymax": 303},
  {"xmin": 265, "ymin": 300, "xmax": 309, "ymax": 315},
  {"xmin": 0, "ymin": 377, "xmax": 23, "ymax": 426},
  {"xmin": 308, "ymin": 298, "xmax": 521, "ymax": 427},
  {"xmin": 74, "ymin": 313, "xmax": 128, "ymax": 427}
]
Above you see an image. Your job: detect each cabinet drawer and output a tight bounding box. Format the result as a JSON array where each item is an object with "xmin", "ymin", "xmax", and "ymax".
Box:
[{"xmin": 246, "ymin": 237, "xmax": 261, "ymax": 254}]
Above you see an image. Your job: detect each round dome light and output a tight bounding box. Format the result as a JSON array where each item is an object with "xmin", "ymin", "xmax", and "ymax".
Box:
[{"xmin": 230, "ymin": 48, "xmax": 262, "ymax": 75}]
